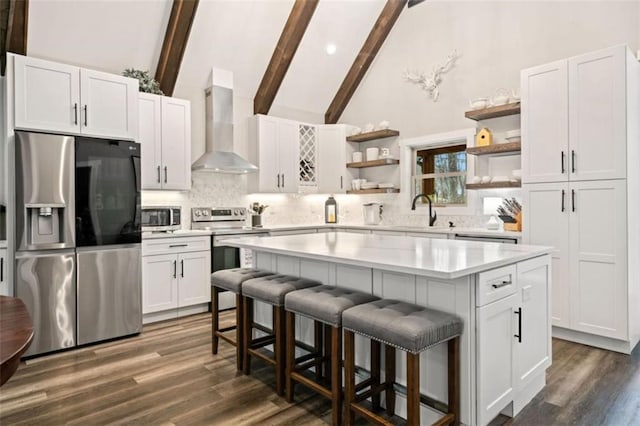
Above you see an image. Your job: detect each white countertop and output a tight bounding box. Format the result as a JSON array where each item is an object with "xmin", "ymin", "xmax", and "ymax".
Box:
[
  {"xmin": 222, "ymin": 232, "xmax": 550, "ymax": 280},
  {"xmin": 0, "ymin": 240, "xmax": 6, "ymax": 249}
]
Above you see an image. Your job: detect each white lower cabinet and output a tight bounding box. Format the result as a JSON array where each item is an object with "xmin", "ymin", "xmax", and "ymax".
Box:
[
  {"xmin": 0, "ymin": 248, "xmax": 8, "ymax": 296},
  {"xmin": 142, "ymin": 236, "xmax": 211, "ymax": 323},
  {"xmin": 476, "ymin": 258, "xmax": 551, "ymax": 426}
]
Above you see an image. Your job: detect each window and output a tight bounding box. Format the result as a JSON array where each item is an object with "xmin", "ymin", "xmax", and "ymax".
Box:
[{"xmin": 413, "ymin": 144, "xmax": 467, "ymax": 206}]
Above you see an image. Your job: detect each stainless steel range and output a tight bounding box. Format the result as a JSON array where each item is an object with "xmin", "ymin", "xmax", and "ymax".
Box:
[{"xmin": 192, "ymin": 207, "xmax": 269, "ymax": 309}]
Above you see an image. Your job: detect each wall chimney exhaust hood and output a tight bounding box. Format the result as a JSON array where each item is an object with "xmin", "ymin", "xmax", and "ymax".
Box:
[{"xmin": 191, "ymin": 68, "xmax": 258, "ymax": 174}]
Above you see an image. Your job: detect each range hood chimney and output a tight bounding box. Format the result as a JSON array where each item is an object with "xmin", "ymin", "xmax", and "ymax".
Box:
[{"xmin": 191, "ymin": 68, "xmax": 258, "ymax": 174}]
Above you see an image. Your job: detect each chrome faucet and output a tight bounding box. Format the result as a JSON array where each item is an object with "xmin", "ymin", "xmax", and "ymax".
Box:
[{"xmin": 411, "ymin": 193, "xmax": 437, "ymax": 227}]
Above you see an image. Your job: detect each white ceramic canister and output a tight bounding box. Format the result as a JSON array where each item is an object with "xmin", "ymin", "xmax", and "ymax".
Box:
[
  {"xmin": 352, "ymin": 151, "xmax": 363, "ymax": 163},
  {"xmin": 366, "ymin": 147, "xmax": 379, "ymax": 161}
]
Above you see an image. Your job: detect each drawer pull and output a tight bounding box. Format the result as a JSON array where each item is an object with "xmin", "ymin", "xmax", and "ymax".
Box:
[
  {"xmin": 491, "ymin": 280, "xmax": 512, "ymax": 289},
  {"xmin": 169, "ymin": 244, "xmax": 188, "ymax": 248},
  {"xmin": 514, "ymin": 307, "xmax": 522, "ymax": 343}
]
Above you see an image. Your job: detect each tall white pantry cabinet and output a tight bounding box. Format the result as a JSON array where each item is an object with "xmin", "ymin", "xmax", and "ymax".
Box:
[{"xmin": 521, "ymin": 45, "xmax": 640, "ymax": 353}]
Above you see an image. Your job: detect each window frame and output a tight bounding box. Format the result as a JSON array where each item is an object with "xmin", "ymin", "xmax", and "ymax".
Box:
[
  {"xmin": 399, "ymin": 128, "xmax": 477, "ymax": 216},
  {"xmin": 415, "ymin": 143, "xmax": 468, "ymax": 206}
]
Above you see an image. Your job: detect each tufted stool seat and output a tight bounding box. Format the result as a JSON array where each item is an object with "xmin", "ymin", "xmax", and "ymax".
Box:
[
  {"xmin": 284, "ymin": 286, "xmax": 379, "ymax": 425},
  {"xmin": 342, "ymin": 299, "xmax": 463, "ymax": 426},
  {"xmin": 241, "ymin": 274, "xmax": 321, "ymax": 395},
  {"xmin": 210, "ymin": 268, "xmax": 275, "ymax": 371}
]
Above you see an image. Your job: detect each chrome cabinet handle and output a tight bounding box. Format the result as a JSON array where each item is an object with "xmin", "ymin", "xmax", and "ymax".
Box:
[
  {"xmin": 561, "ymin": 189, "xmax": 565, "ymax": 212},
  {"xmin": 571, "ymin": 150, "xmax": 576, "ymax": 173},
  {"xmin": 173, "ymin": 260, "xmax": 177, "ymax": 278},
  {"xmin": 74, "ymin": 103, "xmax": 78, "ymax": 125},
  {"xmin": 491, "ymin": 280, "xmax": 512, "ymax": 289},
  {"xmin": 83, "ymin": 105, "xmax": 88, "ymax": 126},
  {"xmin": 572, "ymin": 189, "xmax": 576, "ymax": 212},
  {"xmin": 561, "ymin": 151, "xmax": 565, "ymax": 174},
  {"xmin": 164, "ymin": 166, "xmax": 168, "ymax": 184},
  {"xmin": 181, "ymin": 260, "xmax": 184, "ymax": 278},
  {"xmin": 157, "ymin": 166, "xmax": 161, "ymax": 183},
  {"xmin": 514, "ymin": 308, "xmax": 522, "ymax": 343}
]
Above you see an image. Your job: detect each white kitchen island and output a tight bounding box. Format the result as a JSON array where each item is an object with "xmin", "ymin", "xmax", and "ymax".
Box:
[{"xmin": 223, "ymin": 232, "xmax": 553, "ymax": 426}]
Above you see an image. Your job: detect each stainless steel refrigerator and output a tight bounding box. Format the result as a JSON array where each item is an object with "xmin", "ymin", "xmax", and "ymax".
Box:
[{"xmin": 14, "ymin": 131, "xmax": 142, "ymax": 357}]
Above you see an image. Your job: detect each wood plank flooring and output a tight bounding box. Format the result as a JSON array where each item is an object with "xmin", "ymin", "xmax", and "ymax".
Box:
[{"xmin": 1, "ymin": 312, "xmax": 640, "ymax": 425}]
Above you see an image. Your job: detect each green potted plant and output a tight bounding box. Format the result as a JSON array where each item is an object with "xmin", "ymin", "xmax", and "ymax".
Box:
[{"xmin": 122, "ymin": 69, "xmax": 164, "ymax": 95}]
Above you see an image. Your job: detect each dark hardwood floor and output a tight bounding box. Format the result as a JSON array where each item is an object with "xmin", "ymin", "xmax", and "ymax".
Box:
[{"xmin": 1, "ymin": 312, "xmax": 639, "ymax": 425}]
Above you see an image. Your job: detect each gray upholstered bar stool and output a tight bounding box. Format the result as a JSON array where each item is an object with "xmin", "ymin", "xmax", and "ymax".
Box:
[
  {"xmin": 241, "ymin": 274, "xmax": 321, "ymax": 395},
  {"xmin": 210, "ymin": 268, "xmax": 275, "ymax": 371},
  {"xmin": 342, "ymin": 300, "xmax": 463, "ymax": 426},
  {"xmin": 284, "ymin": 285, "xmax": 380, "ymax": 426}
]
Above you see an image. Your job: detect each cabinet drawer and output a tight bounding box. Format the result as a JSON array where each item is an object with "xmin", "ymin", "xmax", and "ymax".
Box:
[
  {"xmin": 143, "ymin": 236, "xmax": 210, "ymax": 256},
  {"xmin": 477, "ymin": 265, "xmax": 517, "ymax": 307}
]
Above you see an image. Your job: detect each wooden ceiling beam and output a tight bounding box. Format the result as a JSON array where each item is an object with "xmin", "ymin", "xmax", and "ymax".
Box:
[
  {"xmin": 2, "ymin": 0, "xmax": 29, "ymax": 76},
  {"xmin": 324, "ymin": 0, "xmax": 407, "ymax": 124},
  {"xmin": 253, "ymin": 0, "xmax": 319, "ymax": 115},
  {"xmin": 155, "ymin": 0, "xmax": 199, "ymax": 96}
]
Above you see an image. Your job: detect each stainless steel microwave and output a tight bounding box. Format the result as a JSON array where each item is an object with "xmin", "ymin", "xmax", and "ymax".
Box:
[{"xmin": 141, "ymin": 206, "xmax": 181, "ymax": 232}]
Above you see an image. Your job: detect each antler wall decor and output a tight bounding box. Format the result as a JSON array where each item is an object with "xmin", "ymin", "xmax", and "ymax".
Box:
[{"xmin": 403, "ymin": 50, "xmax": 459, "ymax": 101}]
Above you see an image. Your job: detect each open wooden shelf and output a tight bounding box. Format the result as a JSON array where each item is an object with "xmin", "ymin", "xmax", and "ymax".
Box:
[
  {"xmin": 346, "ymin": 129, "xmax": 400, "ymax": 142},
  {"xmin": 346, "ymin": 188, "xmax": 400, "ymax": 194},
  {"xmin": 465, "ymin": 102, "xmax": 521, "ymax": 121},
  {"xmin": 467, "ymin": 142, "xmax": 521, "ymax": 156},
  {"xmin": 346, "ymin": 158, "xmax": 399, "ymax": 168},
  {"xmin": 466, "ymin": 181, "xmax": 522, "ymax": 190}
]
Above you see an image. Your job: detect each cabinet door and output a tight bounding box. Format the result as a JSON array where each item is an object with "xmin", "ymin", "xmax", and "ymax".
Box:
[
  {"xmin": 278, "ymin": 120, "xmax": 300, "ymax": 193},
  {"xmin": 569, "ymin": 45, "xmax": 627, "ymax": 181},
  {"xmin": 298, "ymin": 124, "xmax": 318, "ymax": 191},
  {"xmin": 14, "ymin": 55, "xmax": 81, "ymax": 134},
  {"xmin": 80, "ymin": 68, "xmax": 138, "ymax": 140},
  {"xmin": 522, "ymin": 183, "xmax": 570, "ymax": 328},
  {"xmin": 477, "ymin": 293, "xmax": 517, "ymax": 426},
  {"xmin": 515, "ymin": 256, "xmax": 551, "ymax": 392},
  {"xmin": 569, "ymin": 180, "xmax": 627, "ymax": 339},
  {"xmin": 142, "ymin": 254, "xmax": 178, "ymax": 314},
  {"xmin": 0, "ymin": 248, "xmax": 8, "ymax": 296},
  {"xmin": 177, "ymin": 251, "xmax": 211, "ymax": 307},
  {"xmin": 317, "ymin": 125, "xmax": 347, "ymax": 193},
  {"xmin": 160, "ymin": 97, "xmax": 191, "ymax": 190},
  {"xmin": 254, "ymin": 116, "xmax": 280, "ymax": 192},
  {"xmin": 521, "ymin": 59, "xmax": 568, "ymax": 184},
  {"xmin": 139, "ymin": 93, "xmax": 162, "ymax": 189}
]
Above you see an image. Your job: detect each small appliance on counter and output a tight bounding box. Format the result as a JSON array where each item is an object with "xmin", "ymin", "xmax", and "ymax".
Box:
[
  {"xmin": 141, "ymin": 206, "xmax": 181, "ymax": 232},
  {"xmin": 325, "ymin": 196, "xmax": 337, "ymax": 224},
  {"xmin": 363, "ymin": 202, "xmax": 383, "ymax": 225}
]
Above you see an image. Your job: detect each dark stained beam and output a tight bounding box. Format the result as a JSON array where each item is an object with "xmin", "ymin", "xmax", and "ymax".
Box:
[
  {"xmin": 2, "ymin": 0, "xmax": 29, "ymax": 76},
  {"xmin": 253, "ymin": 0, "xmax": 319, "ymax": 115},
  {"xmin": 324, "ymin": 0, "xmax": 406, "ymax": 124},
  {"xmin": 155, "ymin": 0, "xmax": 199, "ymax": 96}
]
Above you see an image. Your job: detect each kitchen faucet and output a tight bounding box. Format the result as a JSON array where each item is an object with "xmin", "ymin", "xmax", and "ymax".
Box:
[{"xmin": 411, "ymin": 193, "xmax": 437, "ymax": 227}]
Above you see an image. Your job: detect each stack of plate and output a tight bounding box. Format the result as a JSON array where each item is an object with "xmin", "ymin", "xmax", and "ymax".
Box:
[
  {"xmin": 505, "ymin": 129, "xmax": 521, "ymax": 143},
  {"xmin": 378, "ymin": 183, "xmax": 394, "ymax": 189},
  {"xmin": 361, "ymin": 182, "xmax": 379, "ymax": 189}
]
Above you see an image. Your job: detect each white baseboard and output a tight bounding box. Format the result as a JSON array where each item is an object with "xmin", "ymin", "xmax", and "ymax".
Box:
[{"xmin": 552, "ymin": 326, "xmax": 634, "ymax": 354}]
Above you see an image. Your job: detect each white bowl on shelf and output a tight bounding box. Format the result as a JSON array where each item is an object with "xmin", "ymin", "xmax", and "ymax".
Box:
[
  {"xmin": 491, "ymin": 176, "xmax": 510, "ymax": 183},
  {"xmin": 512, "ymin": 169, "xmax": 522, "ymax": 180},
  {"xmin": 361, "ymin": 182, "xmax": 379, "ymax": 189},
  {"xmin": 506, "ymin": 129, "xmax": 521, "ymax": 138}
]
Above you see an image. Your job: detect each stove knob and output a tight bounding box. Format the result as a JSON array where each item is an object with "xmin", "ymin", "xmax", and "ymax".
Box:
[
  {"xmin": 236, "ymin": 209, "xmax": 243, "ymax": 216},
  {"xmin": 195, "ymin": 210, "xmax": 201, "ymax": 217}
]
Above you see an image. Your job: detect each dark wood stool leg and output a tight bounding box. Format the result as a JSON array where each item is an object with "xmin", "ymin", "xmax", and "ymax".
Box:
[
  {"xmin": 406, "ymin": 352, "xmax": 420, "ymax": 426},
  {"xmin": 324, "ymin": 323, "xmax": 332, "ymax": 380},
  {"xmin": 274, "ymin": 306, "xmax": 286, "ymax": 396},
  {"xmin": 385, "ymin": 344, "xmax": 396, "ymax": 417},
  {"xmin": 448, "ymin": 336, "xmax": 461, "ymax": 426},
  {"xmin": 285, "ymin": 310, "xmax": 296, "ymax": 403},
  {"xmin": 314, "ymin": 320, "xmax": 323, "ymax": 380},
  {"xmin": 242, "ymin": 296, "xmax": 253, "ymax": 375},
  {"xmin": 211, "ymin": 287, "xmax": 219, "ymax": 354},
  {"xmin": 330, "ymin": 326, "xmax": 342, "ymax": 426},
  {"xmin": 235, "ymin": 293, "xmax": 243, "ymax": 371},
  {"xmin": 371, "ymin": 340, "xmax": 381, "ymax": 410},
  {"xmin": 344, "ymin": 329, "xmax": 356, "ymax": 426}
]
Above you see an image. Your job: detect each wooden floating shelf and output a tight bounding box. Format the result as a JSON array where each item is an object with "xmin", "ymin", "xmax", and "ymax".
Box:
[
  {"xmin": 346, "ymin": 158, "xmax": 400, "ymax": 168},
  {"xmin": 346, "ymin": 129, "xmax": 400, "ymax": 142},
  {"xmin": 346, "ymin": 188, "xmax": 400, "ymax": 194},
  {"xmin": 467, "ymin": 142, "xmax": 521, "ymax": 156},
  {"xmin": 465, "ymin": 102, "xmax": 521, "ymax": 121},
  {"xmin": 466, "ymin": 181, "xmax": 522, "ymax": 190}
]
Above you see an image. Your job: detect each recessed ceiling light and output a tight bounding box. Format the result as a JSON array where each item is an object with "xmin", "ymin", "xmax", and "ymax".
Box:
[{"xmin": 325, "ymin": 44, "xmax": 337, "ymax": 55}]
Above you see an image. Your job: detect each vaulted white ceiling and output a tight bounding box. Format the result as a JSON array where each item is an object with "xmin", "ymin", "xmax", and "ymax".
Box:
[{"xmin": 26, "ymin": 0, "xmax": 387, "ymax": 116}]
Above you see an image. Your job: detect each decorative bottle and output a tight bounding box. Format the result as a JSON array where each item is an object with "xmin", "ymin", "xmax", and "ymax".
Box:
[{"xmin": 325, "ymin": 196, "xmax": 337, "ymax": 224}]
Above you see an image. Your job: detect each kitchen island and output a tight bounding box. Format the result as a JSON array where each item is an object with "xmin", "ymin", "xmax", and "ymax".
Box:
[{"xmin": 224, "ymin": 232, "xmax": 553, "ymax": 426}]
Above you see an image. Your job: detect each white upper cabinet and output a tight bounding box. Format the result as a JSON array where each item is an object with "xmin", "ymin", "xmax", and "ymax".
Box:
[
  {"xmin": 521, "ymin": 59, "xmax": 568, "ymax": 184},
  {"xmin": 14, "ymin": 55, "xmax": 81, "ymax": 134},
  {"xmin": 79, "ymin": 68, "xmax": 138, "ymax": 140},
  {"xmin": 568, "ymin": 46, "xmax": 627, "ymax": 181},
  {"xmin": 522, "ymin": 45, "xmax": 632, "ymax": 184},
  {"xmin": 13, "ymin": 55, "xmax": 138, "ymax": 140},
  {"xmin": 138, "ymin": 94, "xmax": 191, "ymax": 191},
  {"xmin": 317, "ymin": 124, "xmax": 347, "ymax": 194}
]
